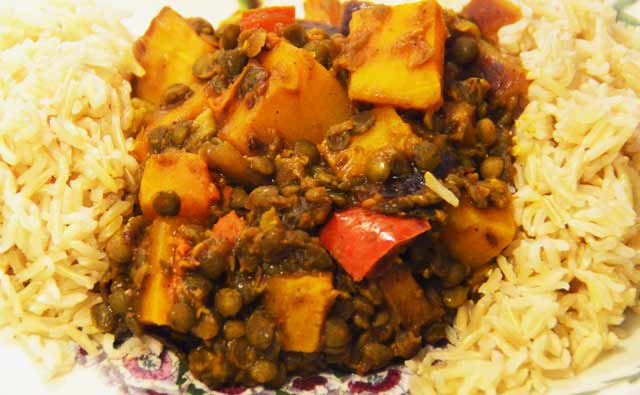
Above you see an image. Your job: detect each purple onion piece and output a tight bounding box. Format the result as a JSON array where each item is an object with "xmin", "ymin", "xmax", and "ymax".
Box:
[
  {"xmin": 434, "ymin": 149, "xmax": 457, "ymax": 179},
  {"xmin": 382, "ymin": 172, "xmax": 425, "ymax": 198}
]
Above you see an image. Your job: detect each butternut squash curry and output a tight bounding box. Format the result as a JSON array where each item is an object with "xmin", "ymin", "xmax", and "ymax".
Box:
[{"xmin": 93, "ymin": 0, "xmax": 527, "ymax": 389}]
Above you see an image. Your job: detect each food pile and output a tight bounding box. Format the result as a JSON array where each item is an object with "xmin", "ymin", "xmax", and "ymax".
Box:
[{"xmin": 93, "ymin": 0, "xmax": 527, "ymax": 389}]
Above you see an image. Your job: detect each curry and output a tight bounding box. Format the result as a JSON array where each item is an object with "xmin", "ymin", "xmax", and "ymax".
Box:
[{"xmin": 93, "ymin": 0, "xmax": 526, "ymax": 389}]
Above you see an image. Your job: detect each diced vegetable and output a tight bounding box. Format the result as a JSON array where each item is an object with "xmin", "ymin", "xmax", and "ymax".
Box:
[
  {"xmin": 133, "ymin": 84, "xmax": 212, "ymax": 162},
  {"xmin": 319, "ymin": 106, "xmax": 420, "ymax": 180},
  {"xmin": 475, "ymin": 40, "xmax": 529, "ymax": 108},
  {"xmin": 217, "ymin": 41, "xmax": 351, "ymax": 155},
  {"xmin": 239, "ymin": 6, "xmax": 296, "ymax": 33},
  {"xmin": 441, "ymin": 199, "xmax": 516, "ymax": 268},
  {"xmin": 211, "ymin": 211, "xmax": 246, "ymax": 246},
  {"xmin": 319, "ymin": 207, "xmax": 430, "ymax": 281},
  {"xmin": 133, "ymin": 7, "xmax": 215, "ymax": 104},
  {"xmin": 378, "ymin": 262, "xmax": 443, "ymax": 328},
  {"xmin": 461, "ymin": 0, "xmax": 521, "ymax": 43},
  {"xmin": 263, "ymin": 273, "xmax": 338, "ymax": 352},
  {"xmin": 138, "ymin": 218, "xmax": 182, "ymax": 326},
  {"xmin": 139, "ymin": 151, "xmax": 219, "ymax": 221},
  {"xmin": 344, "ymin": 1, "xmax": 446, "ymax": 110},
  {"xmin": 304, "ymin": 0, "xmax": 342, "ymax": 26}
]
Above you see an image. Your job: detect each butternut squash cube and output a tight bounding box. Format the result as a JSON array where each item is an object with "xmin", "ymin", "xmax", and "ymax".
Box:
[
  {"xmin": 134, "ymin": 7, "xmax": 215, "ymax": 105},
  {"xmin": 139, "ymin": 151, "xmax": 218, "ymax": 221},
  {"xmin": 264, "ymin": 273, "xmax": 339, "ymax": 353},
  {"xmin": 319, "ymin": 107, "xmax": 420, "ymax": 179},
  {"xmin": 217, "ymin": 41, "xmax": 351, "ymax": 155},
  {"xmin": 345, "ymin": 1, "xmax": 446, "ymax": 110},
  {"xmin": 441, "ymin": 199, "xmax": 516, "ymax": 268},
  {"xmin": 138, "ymin": 218, "xmax": 182, "ymax": 326},
  {"xmin": 304, "ymin": 0, "xmax": 342, "ymax": 26}
]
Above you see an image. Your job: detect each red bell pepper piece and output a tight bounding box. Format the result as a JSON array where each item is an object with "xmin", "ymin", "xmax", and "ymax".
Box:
[
  {"xmin": 319, "ymin": 207, "xmax": 430, "ymax": 281},
  {"xmin": 239, "ymin": 6, "xmax": 296, "ymax": 33}
]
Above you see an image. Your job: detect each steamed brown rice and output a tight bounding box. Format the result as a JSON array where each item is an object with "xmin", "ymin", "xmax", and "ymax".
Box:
[
  {"xmin": 0, "ymin": 0, "xmax": 142, "ymax": 378},
  {"xmin": 409, "ymin": 1, "xmax": 640, "ymax": 394}
]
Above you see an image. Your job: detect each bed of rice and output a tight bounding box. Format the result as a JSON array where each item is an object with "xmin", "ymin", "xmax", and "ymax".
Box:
[
  {"xmin": 0, "ymin": 0, "xmax": 142, "ymax": 378},
  {"xmin": 409, "ymin": 1, "xmax": 640, "ymax": 394}
]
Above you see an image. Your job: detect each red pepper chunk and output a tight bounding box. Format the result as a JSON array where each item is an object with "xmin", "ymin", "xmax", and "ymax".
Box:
[
  {"xmin": 239, "ymin": 6, "xmax": 296, "ymax": 33},
  {"xmin": 319, "ymin": 207, "xmax": 430, "ymax": 281}
]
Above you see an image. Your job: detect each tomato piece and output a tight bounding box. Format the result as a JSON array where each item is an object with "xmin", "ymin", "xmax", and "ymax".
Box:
[
  {"xmin": 211, "ymin": 210, "xmax": 246, "ymax": 246},
  {"xmin": 319, "ymin": 207, "xmax": 430, "ymax": 281},
  {"xmin": 239, "ymin": 6, "xmax": 296, "ymax": 33}
]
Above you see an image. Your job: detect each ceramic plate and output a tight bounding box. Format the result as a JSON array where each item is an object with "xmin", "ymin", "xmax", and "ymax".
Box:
[{"xmin": 1, "ymin": 1, "xmax": 639, "ymax": 394}]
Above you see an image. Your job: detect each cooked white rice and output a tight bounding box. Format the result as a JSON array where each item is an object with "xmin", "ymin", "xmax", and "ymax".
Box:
[
  {"xmin": 410, "ymin": 1, "xmax": 640, "ymax": 394},
  {"xmin": 0, "ymin": 0, "xmax": 142, "ymax": 378}
]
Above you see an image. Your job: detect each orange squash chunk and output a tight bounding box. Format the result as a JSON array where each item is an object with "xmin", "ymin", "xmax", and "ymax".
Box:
[
  {"xmin": 345, "ymin": 1, "xmax": 446, "ymax": 110},
  {"xmin": 217, "ymin": 41, "xmax": 351, "ymax": 155},
  {"xmin": 138, "ymin": 218, "xmax": 182, "ymax": 326},
  {"xmin": 304, "ymin": 0, "xmax": 342, "ymax": 26},
  {"xmin": 139, "ymin": 151, "xmax": 219, "ymax": 221},
  {"xmin": 133, "ymin": 7, "xmax": 215, "ymax": 105},
  {"xmin": 319, "ymin": 106, "xmax": 420, "ymax": 180},
  {"xmin": 441, "ymin": 199, "xmax": 516, "ymax": 268},
  {"xmin": 264, "ymin": 273, "xmax": 339, "ymax": 353}
]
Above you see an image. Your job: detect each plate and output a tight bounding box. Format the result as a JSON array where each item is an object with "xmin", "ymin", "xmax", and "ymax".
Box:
[{"xmin": 1, "ymin": 1, "xmax": 639, "ymax": 394}]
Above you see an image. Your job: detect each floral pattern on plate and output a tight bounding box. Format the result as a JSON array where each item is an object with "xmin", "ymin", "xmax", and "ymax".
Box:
[{"xmin": 81, "ymin": 340, "xmax": 410, "ymax": 395}]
